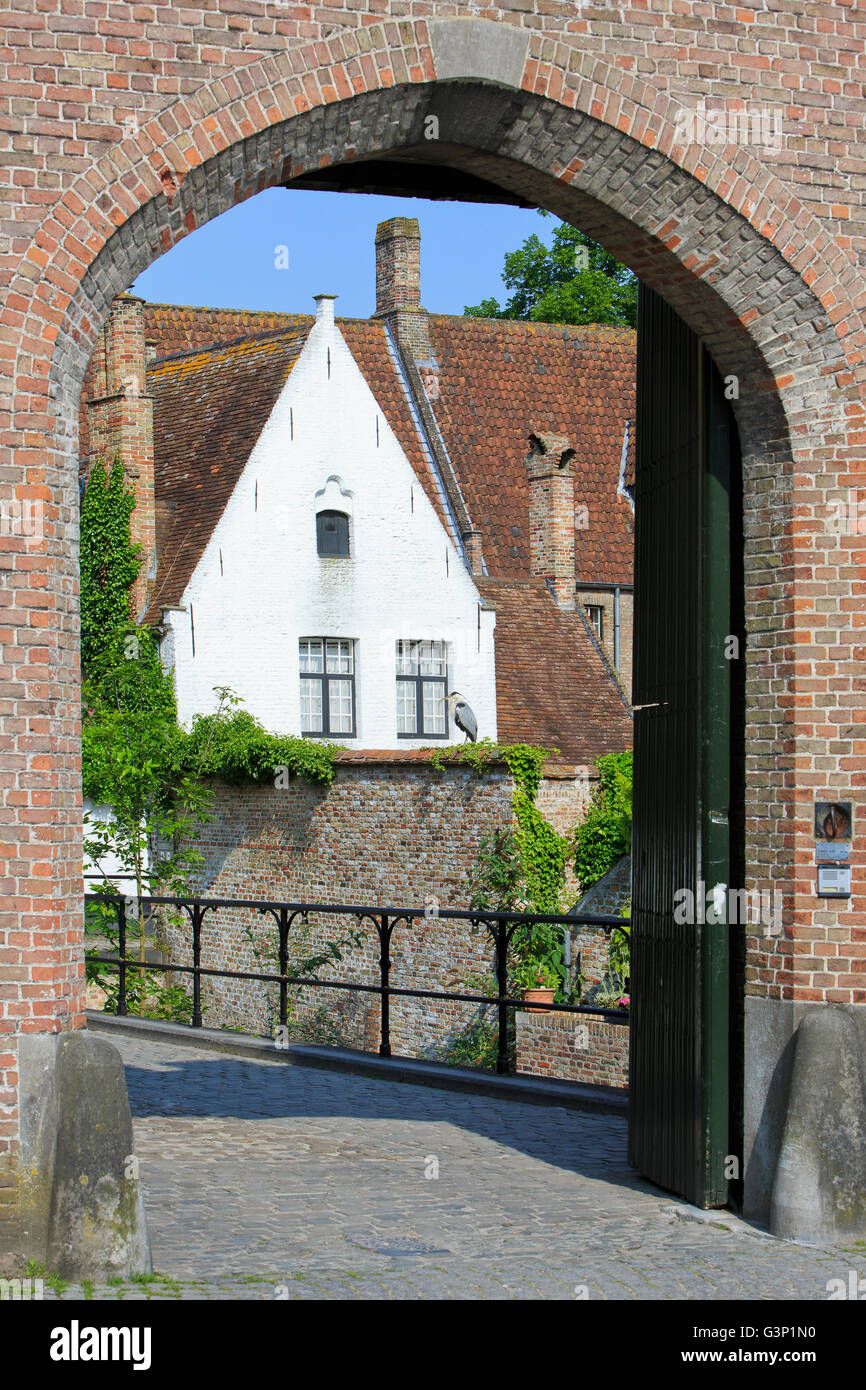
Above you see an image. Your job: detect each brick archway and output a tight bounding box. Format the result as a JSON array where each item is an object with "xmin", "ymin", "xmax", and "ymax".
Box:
[{"xmin": 1, "ymin": 15, "xmax": 863, "ymax": 1239}]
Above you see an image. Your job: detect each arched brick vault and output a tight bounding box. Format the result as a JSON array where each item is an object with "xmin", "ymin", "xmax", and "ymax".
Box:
[{"xmin": 1, "ymin": 17, "xmax": 863, "ymax": 1091}]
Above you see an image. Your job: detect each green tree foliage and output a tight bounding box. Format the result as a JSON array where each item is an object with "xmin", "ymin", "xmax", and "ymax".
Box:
[
  {"xmin": 83, "ymin": 626, "xmax": 212, "ymax": 910},
  {"xmin": 464, "ymin": 221, "xmax": 637, "ymax": 328},
  {"xmin": 573, "ymin": 750, "xmax": 633, "ymax": 892},
  {"xmin": 79, "ymin": 457, "xmax": 142, "ymax": 670}
]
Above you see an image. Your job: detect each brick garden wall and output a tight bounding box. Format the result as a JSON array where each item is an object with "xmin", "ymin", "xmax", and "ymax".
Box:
[
  {"xmin": 516, "ymin": 1010, "xmax": 629, "ymax": 1091},
  {"xmin": 164, "ymin": 755, "xmax": 591, "ymax": 1060}
]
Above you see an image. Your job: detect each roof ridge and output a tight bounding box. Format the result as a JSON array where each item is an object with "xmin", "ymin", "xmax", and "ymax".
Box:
[
  {"xmin": 150, "ymin": 324, "xmax": 312, "ymax": 368},
  {"xmin": 428, "ymin": 312, "xmax": 635, "ymax": 334},
  {"xmin": 146, "ymin": 301, "xmax": 304, "ymax": 319}
]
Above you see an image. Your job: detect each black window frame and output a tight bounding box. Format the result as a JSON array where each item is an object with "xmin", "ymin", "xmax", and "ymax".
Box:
[
  {"xmin": 299, "ymin": 637, "xmax": 357, "ymax": 739},
  {"xmin": 395, "ymin": 640, "xmax": 449, "ymax": 739},
  {"xmin": 316, "ymin": 509, "xmax": 350, "ymax": 558}
]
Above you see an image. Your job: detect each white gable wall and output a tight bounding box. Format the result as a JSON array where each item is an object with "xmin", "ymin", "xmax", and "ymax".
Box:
[{"xmin": 163, "ymin": 305, "xmax": 497, "ymax": 749}]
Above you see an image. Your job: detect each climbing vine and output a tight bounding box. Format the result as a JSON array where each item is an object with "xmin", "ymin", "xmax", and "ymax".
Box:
[
  {"xmin": 462, "ymin": 740, "xmax": 572, "ymax": 999},
  {"xmin": 186, "ymin": 701, "xmax": 341, "ymax": 787},
  {"xmin": 79, "ymin": 456, "xmax": 142, "ymax": 671},
  {"xmin": 513, "ymin": 791, "xmax": 569, "ymax": 916},
  {"xmin": 572, "ymin": 750, "xmax": 633, "ymax": 892},
  {"xmin": 426, "ymin": 738, "xmax": 555, "ymax": 802}
]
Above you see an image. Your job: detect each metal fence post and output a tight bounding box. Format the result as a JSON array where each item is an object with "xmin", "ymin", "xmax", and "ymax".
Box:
[
  {"xmin": 378, "ymin": 913, "xmax": 391, "ymax": 1058},
  {"xmin": 278, "ymin": 907, "xmax": 289, "ymax": 1029},
  {"xmin": 191, "ymin": 904, "xmax": 203, "ymax": 1028},
  {"xmin": 495, "ymin": 919, "xmax": 510, "ymax": 1076},
  {"xmin": 117, "ymin": 897, "xmax": 128, "ymax": 1018}
]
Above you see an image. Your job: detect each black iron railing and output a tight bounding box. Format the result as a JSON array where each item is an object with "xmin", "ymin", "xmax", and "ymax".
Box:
[{"xmin": 84, "ymin": 893, "xmax": 630, "ymax": 1075}]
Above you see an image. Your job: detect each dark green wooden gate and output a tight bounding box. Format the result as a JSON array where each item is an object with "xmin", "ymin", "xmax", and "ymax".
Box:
[{"xmin": 628, "ymin": 285, "xmax": 742, "ymax": 1208}]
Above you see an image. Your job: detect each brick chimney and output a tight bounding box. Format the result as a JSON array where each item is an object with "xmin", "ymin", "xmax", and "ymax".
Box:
[
  {"xmin": 373, "ymin": 218, "xmax": 484, "ymax": 574},
  {"xmin": 86, "ymin": 295, "xmax": 156, "ymax": 621},
  {"xmin": 374, "ymin": 217, "xmax": 434, "ymax": 363},
  {"xmin": 526, "ymin": 431, "xmax": 576, "ymax": 609}
]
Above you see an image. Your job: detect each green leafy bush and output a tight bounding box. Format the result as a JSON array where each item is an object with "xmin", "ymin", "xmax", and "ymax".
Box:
[
  {"xmin": 573, "ymin": 751, "xmax": 633, "ymax": 892},
  {"xmin": 438, "ymin": 1018, "xmax": 503, "ymax": 1072},
  {"xmin": 187, "ymin": 702, "xmax": 340, "ymax": 787}
]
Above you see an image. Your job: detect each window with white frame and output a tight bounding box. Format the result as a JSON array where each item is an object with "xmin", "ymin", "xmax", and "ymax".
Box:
[
  {"xmin": 396, "ymin": 640, "xmax": 448, "ymax": 738},
  {"xmin": 299, "ymin": 638, "xmax": 356, "ymax": 737},
  {"xmin": 585, "ymin": 604, "xmax": 604, "ymax": 642}
]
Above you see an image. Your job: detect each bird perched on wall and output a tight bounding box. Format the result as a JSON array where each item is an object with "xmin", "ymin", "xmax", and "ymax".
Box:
[{"xmin": 447, "ymin": 691, "xmax": 477, "ymax": 743}]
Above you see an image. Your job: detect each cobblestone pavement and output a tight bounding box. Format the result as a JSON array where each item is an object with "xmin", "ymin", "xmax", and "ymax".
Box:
[{"xmin": 46, "ymin": 1036, "xmax": 866, "ymax": 1300}]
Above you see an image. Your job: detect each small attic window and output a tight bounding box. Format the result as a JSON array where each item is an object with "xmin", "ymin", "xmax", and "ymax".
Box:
[{"xmin": 317, "ymin": 510, "xmax": 350, "ymax": 557}]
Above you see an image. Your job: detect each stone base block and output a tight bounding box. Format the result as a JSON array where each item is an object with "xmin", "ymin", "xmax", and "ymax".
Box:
[
  {"xmin": 0, "ymin": 1030, "xmax": 151, "ymax": 1280},
  {"xmin": 770, "ymin": 1006, "xmax": 866, "ymax": 1244}
]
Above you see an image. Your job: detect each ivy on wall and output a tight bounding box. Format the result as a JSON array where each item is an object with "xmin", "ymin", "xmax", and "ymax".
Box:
[
  {"xmin": 79, "ymin": 456, "xmax": 141, "ymax": 670},
  {"xmin": 427, "ymin": 738, "xmax": 552, "ymax": 799},
  {"xmin": 572, "ymin": 750, "xmax": 633, "ymax": 892},
  {"xmin": 187, "ymin": 703, "xmax": 340, "ymax": 788},
  {"xmin": 430, "ymin": 739, "xmax": 567, "ymax": 913},
  {"xmin": 513, "ymin": 791, "xmax": 568, "ymax": 915}
]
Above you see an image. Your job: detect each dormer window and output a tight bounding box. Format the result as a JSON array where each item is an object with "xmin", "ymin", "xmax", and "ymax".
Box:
[{"xmin": 317, "ymin": 510, "xmax": 350, "ymax": 557}]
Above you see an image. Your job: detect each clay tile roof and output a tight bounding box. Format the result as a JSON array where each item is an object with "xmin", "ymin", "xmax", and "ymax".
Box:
[
  {"xmin": 476, "ymin": 576, "xmax": 632, "ymax": 762},
  {"xmin": 141, "ymin": 305, "xmax": 447, "ymax": 530},
  {"xmin": 144, "ymin": 329, "xmax": 309, "ymax": 622},
  {"xmin": 78, "ymin": 303, "xmax": 311, "ymax": 466},
  {"xmin": 424, "ymin": 316, "xmax": 635, "ymax": 586},
  {"xmin": 144, "ymin": 303, "xmax": 309, "ymax": 357}
]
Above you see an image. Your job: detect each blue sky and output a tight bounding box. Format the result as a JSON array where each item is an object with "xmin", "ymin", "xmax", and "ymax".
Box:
[{"xmin": 130, "ymin": 187, "xmax": 555, "ymax": 317}]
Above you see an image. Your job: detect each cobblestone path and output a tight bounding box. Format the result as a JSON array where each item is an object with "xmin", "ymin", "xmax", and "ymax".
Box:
[{"xmin": 48, "ymin": 1036, "xmax": 866, "ymax": 1300}]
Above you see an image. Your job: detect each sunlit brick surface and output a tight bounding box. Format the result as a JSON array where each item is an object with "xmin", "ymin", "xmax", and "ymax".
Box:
[{"xmin": 1, "ymin": 1, "xmax": 864, "ymax": 1155}]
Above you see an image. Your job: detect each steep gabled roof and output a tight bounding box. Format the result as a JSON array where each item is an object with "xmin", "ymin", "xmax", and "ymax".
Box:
[
  {"xmin": 338, "ymin": 318, "xmax": 453, "ymax": 538},
  {"xmin": 145, "ymin": 303, "xmax": 309, "ymax": 357},
  {"xmin": 423, "ymin": 316, "xmax": 635, "ymax": 586},
  {"xmin": 142, "ymin": 315, "xmax": 455, "ymax": 621},
  {"xmin": 475, "ymin": 576, "xmax": 631, "ymax": 762},
  {"xmin": 82, "ymin": 296, "xmax": 635, "ymax": 756},
  {"xmin": 145, "ymin": 330, "xmax": 308, "ymax": 620}
]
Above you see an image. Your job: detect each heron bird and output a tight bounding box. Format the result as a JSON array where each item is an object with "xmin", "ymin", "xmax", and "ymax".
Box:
[{"xmin": 446, "ymin": 691, "xmax": 478, "ymax": 744}]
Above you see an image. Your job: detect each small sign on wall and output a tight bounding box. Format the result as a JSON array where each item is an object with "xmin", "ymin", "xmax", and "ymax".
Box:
[
  {"xmin": 817, "ymin": 864, "xmax": 851, "ymax": 899},
  {"xmin": 814, "ymin": 801, "xmax": 852, "ymax": 899}
]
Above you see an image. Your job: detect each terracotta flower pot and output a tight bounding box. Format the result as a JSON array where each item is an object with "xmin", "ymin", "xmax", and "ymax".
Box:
[{"xmin": 522, "ymin": 987, "xmax": 555, "ymax": 1014}]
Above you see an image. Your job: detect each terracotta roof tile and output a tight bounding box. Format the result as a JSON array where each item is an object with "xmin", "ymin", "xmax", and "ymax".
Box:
[
  {"xmin": 477, "ymin": 576, "xmax": 632, "ymax": 762},
  {"xmin": 424, "ymin": 316, "xmax": 635, "ymax": 586},
  {"xmin": 144, "ymin": 330, "xmax": 308, "ymax": 621}
]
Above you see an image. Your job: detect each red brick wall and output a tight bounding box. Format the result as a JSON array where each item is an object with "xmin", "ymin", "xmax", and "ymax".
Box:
[
  {"xmin": 85, "ymin": 297, "xmax": 156, "ymax": 621},
  {"xmin": 516, "ymin": 1010, "xmax": 629, "ymax": 1091},
  {"xmin": 578, "ymin": 589, "xmax": 633, "ymax": 700},
  {"xmin": 0, "ymin": 3, "xmax": 864, "ymax": 1163},
  {"xmin": 527, "ymin": 434, "xmax": 576, "ymax": 610},
  {"xmin": 163, "ymin": 758, "xmax": 588, "ymax": 1057}
]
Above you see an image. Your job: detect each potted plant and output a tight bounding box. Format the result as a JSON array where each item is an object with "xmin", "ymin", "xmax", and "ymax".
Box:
[{"xmin": 515, "ymin": 958, "xmax": 560, "ymax": 1013}]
